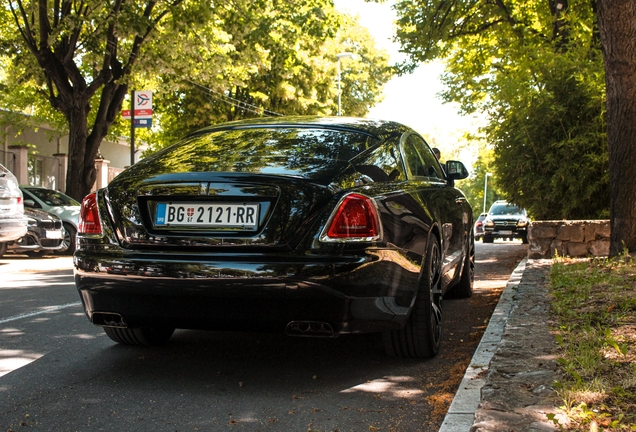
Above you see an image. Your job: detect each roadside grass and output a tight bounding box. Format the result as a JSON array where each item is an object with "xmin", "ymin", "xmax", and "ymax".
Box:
[{"xmin": 549, "ymin": 252, "xmax": 636, "ymax": 431}]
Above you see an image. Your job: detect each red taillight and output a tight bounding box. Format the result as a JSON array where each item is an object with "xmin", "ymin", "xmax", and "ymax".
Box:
[
  {"xmin": 78, "ymin": 192, "xmax": 102, "ymax": 235},
  {"xmin": 17, "ymin": 196, "xmax": 24, "ymax": 214},
  {"xmin": 325, "ymin": 193, "xmax": 380, "ymax": 239}
]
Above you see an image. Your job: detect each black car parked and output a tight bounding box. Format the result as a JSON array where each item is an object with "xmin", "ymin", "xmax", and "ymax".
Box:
[
  {"xmin": 74, "ymin": 116, "xmax": 474, "ymax": 358},
  {"xmin": 0, "ymin": 207, "xmax": 65, "ymax": 257}
]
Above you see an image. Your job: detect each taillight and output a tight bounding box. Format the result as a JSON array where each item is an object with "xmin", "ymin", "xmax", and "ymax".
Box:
[
  {"xmin": 17, "ymin": 196, "xmax": 24, "ymax": 214},
  {"xmin": 324, "ymin": 193, "xmax": 380, "ymax": 240},
  {"xmin": 78, "ymin": 192, "xmax": 102, "ymax": 235}
]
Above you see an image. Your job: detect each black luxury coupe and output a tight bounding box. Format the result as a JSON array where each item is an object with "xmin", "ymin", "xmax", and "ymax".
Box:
[{"xmin": 74, "ymin": 116, "xmax": 474, "ymax": 358}]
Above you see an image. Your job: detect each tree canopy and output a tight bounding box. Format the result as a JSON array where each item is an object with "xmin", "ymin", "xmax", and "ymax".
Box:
[
  {"xmin": 388, "ymin": 0, "xmax": 609, "ymax": 220},
  {"xmin": 0, "ymin": 0, "xmax": 392, "ymax": 199}
]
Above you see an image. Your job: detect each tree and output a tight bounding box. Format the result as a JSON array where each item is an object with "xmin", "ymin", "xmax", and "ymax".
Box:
[
  {"xmin": 596, "ymin": 1, "xmax": 636, "ymax": 255},
  {"xmin": 1, "ymin": 0, "xmax": 214, "ymax": 200},
  {"xmin": 1, "ymin": 0, "xmax": 392, "ymax": 197},
  {"xmin": 386, "ymin": 0, "xmax": 609, "ymax": 220},
  {"xmin": 144, "ymin": 3, "xmax": 392, "ymax": 150}
]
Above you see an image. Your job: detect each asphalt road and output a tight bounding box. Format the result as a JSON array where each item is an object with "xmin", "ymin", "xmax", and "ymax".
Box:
[{"xmin": 0, "ymin": 240, "xmax": 527, "ymax": 432}]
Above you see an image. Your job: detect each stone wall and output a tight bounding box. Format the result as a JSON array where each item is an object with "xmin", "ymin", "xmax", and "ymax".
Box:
[{"xmin": 527, "ymin": 220, "xmax": 610, "ymax": 259}]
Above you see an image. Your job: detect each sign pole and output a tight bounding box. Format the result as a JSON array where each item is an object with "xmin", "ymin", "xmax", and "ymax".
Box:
[{"xmin": 130, "ymin": 91, "xmax": 136, "ymax": 166}]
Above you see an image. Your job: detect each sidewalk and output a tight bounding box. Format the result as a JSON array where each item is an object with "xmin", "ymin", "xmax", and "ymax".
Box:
[{"xmin": 440, "ymin": 258, "xmax": 570, "ymax": 431}]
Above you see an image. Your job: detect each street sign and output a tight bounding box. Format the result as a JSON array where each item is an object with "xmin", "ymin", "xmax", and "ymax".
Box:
[
  {"xmin": 133, "ymin": 118, "xmax": 152, "ymax": 128},
  {"xmin": 121, "ymin": 109, "xmax": 153, "ymax": 119}
]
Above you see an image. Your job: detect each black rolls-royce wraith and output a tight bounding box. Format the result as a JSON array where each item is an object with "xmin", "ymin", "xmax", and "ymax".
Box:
[{"xmin": 74, "ymin": 116, "xmax": 474, "ymax": 358}]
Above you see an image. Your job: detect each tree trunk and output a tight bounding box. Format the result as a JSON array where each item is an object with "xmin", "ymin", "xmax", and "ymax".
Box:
[
  {"xmin": 597, "ymin": 0, "xmax": 636, "ymax": 256},
  {"xmin": 65, "ymin": 105, "xmax": 94, "ymax": 201},
  {"xmin": 63, "ymin": 83, "xmax": 128, "ymax": 201}
]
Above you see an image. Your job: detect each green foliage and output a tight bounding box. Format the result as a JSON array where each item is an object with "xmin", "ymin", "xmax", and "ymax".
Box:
[
  {"xmin": 389, "ymin": 0, "xmax": 609, "ymax": 219},
  {"xmin": 0, "ymin": 0, "xmax": 392, "ymax": 196},
  {"xmin": 142, "ymin": 2, "xmax": 392, "ymax": 150}
]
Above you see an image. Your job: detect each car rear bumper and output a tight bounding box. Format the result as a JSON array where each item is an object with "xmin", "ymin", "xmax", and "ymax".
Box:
[
  {"xmin": 0, "ymin": 218, "xmax": 27, "ymax": 242},
  {"xmin": 74, "ymin": 249, "xmax": 420, "ymax": 335}
]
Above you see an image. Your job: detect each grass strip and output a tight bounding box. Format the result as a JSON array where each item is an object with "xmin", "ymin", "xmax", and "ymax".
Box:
[{"xmin": 548, "ymin": 253, "xmax": 636, "ymax": 431}]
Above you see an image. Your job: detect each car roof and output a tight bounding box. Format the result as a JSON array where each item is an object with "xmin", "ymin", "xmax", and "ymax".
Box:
[{"xmin": 188, "ymin": 116, "xmax": 411, "ymax": 141}]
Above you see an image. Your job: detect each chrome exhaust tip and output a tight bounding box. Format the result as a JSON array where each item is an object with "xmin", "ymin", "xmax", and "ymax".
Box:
[
  {"xmin": 92, "ymin": 312, "xmax": 127, "ymax": 328},
  {"xmin": 285, "ymin": 321, "xmax": 335, "ymax": 338}
]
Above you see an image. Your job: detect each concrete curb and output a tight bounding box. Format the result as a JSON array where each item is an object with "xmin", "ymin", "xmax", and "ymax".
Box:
[{"xmin": 439, "ymin": 257, "xmax": 528, "ymax": 432}]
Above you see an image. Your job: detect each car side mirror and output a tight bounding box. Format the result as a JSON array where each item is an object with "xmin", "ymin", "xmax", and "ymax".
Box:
[
  {"xmin": 24, "ymin": 199, "xmax": 36, "ymax": 207},
  {"xmin": 445, "ymin": 161, "xmax": 469, "ymax": 185}
]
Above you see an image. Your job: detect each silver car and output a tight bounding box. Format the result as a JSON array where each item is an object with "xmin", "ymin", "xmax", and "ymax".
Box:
[
  {"xmin": 0, "ymin": 164, "xmax": 27, "ymax": 254},
  {"xmin": 20, "ymin": 186, "xmax": 80, "ymax": 255}
]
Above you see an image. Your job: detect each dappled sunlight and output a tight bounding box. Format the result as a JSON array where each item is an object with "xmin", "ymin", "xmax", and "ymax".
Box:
[
  {"xmin": 1, "ymin": 328, "xmax": 25, "ymax": 337},
  {"xmin": 65, "ymin": 333, "xmax": 98, "ymax": 340},
  {"xmin": 0, "ymin": 349, "xmax": 43, "ymax": 378},
  {"xmin": 341, "ymin": 375, "xmax": 423, "ymax": 399},
  {"xmin": 0, "ymin": 273, "xmax": 75, "ymax": 289}
]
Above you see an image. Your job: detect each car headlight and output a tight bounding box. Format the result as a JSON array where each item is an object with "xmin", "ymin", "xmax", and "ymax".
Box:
[
  {"xmin": 27, "ymin": 217, "xmax": 38, "ymax": 226},
  {"xmin": 485, "ymin": 219, "xmax": 494, "ymax": 227},
  {"xmin": 517, "ymin": 220, "xmax": 528, "ymax": 227}
]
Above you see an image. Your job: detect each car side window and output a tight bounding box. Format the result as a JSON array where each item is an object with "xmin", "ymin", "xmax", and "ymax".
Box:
[
  {"xmin": 356, "ymin": 142, "xmax": 404, "ymax": 182},
  {"xmin": 410, "ymin": 135, "xmax": 445, "ymax": 179},
  {"xmin": 401, "ymin": 136, "xmax": 424, "ymax": 178},
  {"xmin": 22, "ymin": 190, "xmax": 42, "ymax": 208},
  {"xmin": 401, "ymin": 134, "xmax": 444, "ymax": 180}
]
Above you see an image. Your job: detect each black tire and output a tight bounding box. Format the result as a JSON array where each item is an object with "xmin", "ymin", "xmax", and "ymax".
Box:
[
  {"xmin": 58, "ymin": 223, "xmax": 76, "ymax": 255},
  {"xmin": 27, "ymin": 250, "xmax": 45, "ymax": 258},
  {"xmin": 103, "ymin": 327, "xmax": 175, "ymax": 346},
  {"xmin": 483, "ymin": 235, "xmax": 494, "ymax": 243},
  {"xmin": 383, "ymin": 237, "xmax": 443, "ymax": 358},
  {"xmin": 521, "ymin": 235, "xmax": 529, "ymax": 244},
  {"xmin": 453, "ymin": 235, "xmax": 475, "ymax": 298},
  {"xmin": 0, "ymin": 242, "xmax": 6, "ymax": 257}
]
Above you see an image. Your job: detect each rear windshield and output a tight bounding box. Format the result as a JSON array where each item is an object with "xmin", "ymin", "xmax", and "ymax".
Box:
[{"xmin": 141, "ymin": 127, "xmax": 380, "ymax": 179}]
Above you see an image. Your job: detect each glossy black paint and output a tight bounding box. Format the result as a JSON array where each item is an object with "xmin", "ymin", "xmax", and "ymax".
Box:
[{"xmin": 75, "ymin": 116, "xmax": 472, "ymax": 336}]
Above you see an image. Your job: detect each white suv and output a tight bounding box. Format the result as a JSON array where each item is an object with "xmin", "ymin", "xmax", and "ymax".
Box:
[{"xmin": 0, "ymin": 164, "xmax": 27, "ymax": 253}]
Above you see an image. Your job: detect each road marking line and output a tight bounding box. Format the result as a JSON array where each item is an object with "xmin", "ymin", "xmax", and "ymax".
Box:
[{"xmin": 0, "ymin": 302, "xmax": 82, "ymax": 325}]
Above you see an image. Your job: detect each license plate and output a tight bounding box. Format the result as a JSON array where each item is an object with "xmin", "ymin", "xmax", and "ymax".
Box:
[
  {"xmin": 46, "ymin": 229, "xmax": 63, "ymax": 239},
  {"xmin": 155, "ymin": 202, "xmax": 259, "ymax": 229},
  {"xmin": 499, "ymin": 230, "xmax": 513, "ymax": 235}
]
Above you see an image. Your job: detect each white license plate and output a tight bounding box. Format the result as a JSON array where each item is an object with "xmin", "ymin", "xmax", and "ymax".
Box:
[
  {"xmin": 46, "ymin": 229, "xmax": 63, "ymax": 239},
  {"xmin": 499, "ymin": 230, "xmax": 513, "ymax": 235},
  {"xmin": 155, "ymin": 202, "xmax": 259, "ymax": 228}
]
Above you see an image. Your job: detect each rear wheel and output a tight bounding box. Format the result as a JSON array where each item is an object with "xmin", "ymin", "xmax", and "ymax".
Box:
[
  {"xmin": 103, "ymin": 327, "xmax": 175, "ymax": 346},
  {"xmin": 483, "ymin": 235, "xmax": 494, "ymax": 243},
  {"xmin": 453, "ymin": 235, "xmax": 475, "ymax": 298},
  {"xmin": 383, "ymin": 237, "xmax": 442, "ymax": 358}
]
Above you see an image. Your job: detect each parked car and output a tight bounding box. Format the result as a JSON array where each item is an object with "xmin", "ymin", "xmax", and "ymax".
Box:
[
  {"xmin": 474, "ymin": 212, "xmax": 487, "ymax": 241},
  {"xmin": 0, "ymin": 163, "xmax": 27, "ymax": 251},
  {"xmin": 74, "ymin": 116, "xmax": 474, "ymax": 358},
  {"xmin": 482, "ymin": 200, "xmax": 529, "ymax": 244},
  {"xmin": 0, "ymin": 207, "xmax": 65, "ymax": 257},
  {"xmin": 20, "ymin": 186, "xmax": 80, "ymax": 255}
]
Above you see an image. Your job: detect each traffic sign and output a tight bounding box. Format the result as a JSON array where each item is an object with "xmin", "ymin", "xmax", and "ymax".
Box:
[{"xmin": 133, "ymin": 118, "xmax": 152, "ymax": 128}]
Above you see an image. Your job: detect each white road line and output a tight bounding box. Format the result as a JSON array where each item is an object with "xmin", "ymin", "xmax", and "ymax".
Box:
[{"xmin": 0, "ymin": 302, "xmax": 82, "ymax": 325}]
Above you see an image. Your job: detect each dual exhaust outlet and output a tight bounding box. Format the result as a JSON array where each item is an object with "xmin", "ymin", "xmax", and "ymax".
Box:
[
  {"xmin": 285, "ymin": 321, "xmax": 335, "ymax": 338},
  {"xmin": 92, "ymin": 313, "xmax": 335, "ymax": 338}
]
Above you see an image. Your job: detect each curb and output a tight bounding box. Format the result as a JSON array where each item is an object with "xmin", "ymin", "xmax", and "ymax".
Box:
[{"xmin": 439, "ymin": 257, "xmax": 528, "ymax": 432}]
